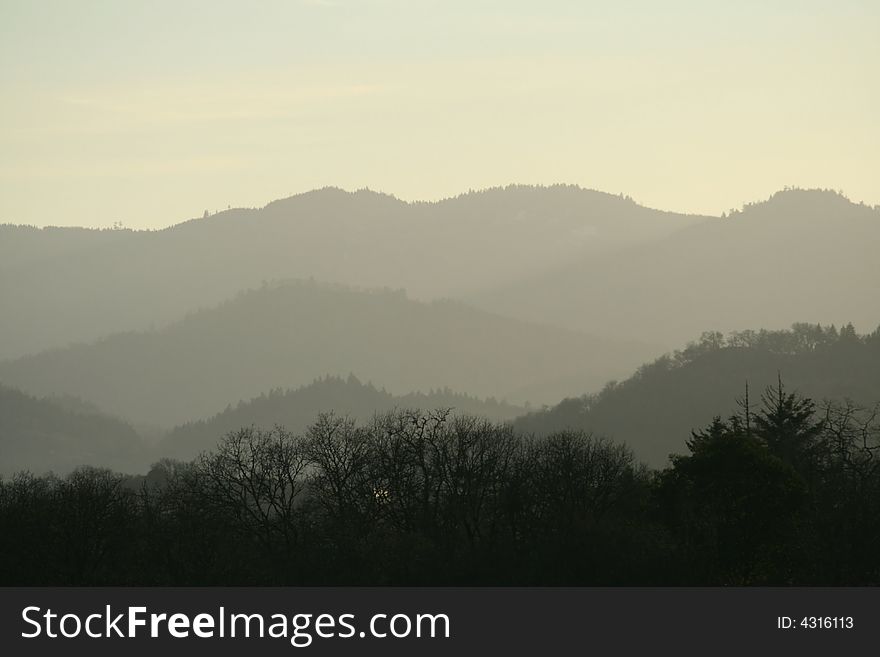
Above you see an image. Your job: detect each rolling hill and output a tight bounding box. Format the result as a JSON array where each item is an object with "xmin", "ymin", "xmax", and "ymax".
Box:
[
  {"xmin": 515, "ymin": 323, "xmax": 880, "ymax": 467},
  {"xmin": 0, "ymin": 185, "xmax": 706, "ymax": 360},
  {"xmin": 159, "ymin": 374, "xmax": 525, "ymax": 461},
  {"xmin": 0, "ymin": 280, "xmax": 656, "ymax": 428},
  {"xmin": 0, "ymin": 385, "xmax": 147, "ymax": 476},
  {"xmin": 474, "ymin": 189, "xmax": 880, "ymax": 347}
]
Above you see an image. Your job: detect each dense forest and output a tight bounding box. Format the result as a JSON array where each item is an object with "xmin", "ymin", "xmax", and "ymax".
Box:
[
  {"xmin": 517, "ymin": 323, "xmax": 880, "ymax": 465},
  {"xmin": 2, "ymin": 377, "xmax": 877, "ymax": 585}
]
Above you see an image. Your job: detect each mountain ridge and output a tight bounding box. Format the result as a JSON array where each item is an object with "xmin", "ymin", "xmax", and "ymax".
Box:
[
  {"xmin": 0, "ymin": 183, "xmax": 707, "ymax": 361},
  {"xmin": 472, "ymin": 188, "xmax": 880, "ymax": 346},
  {"xmin": 159, "ymin": 373, "xmax": 526, "ymax": 461},
  {"xmin": 514, "ymin": 323, "xmax": 880, "ymax": 467},
  {"xmin": 0, "ymin": 280, "xmax": 658, "ymax": 427},
  {"xmin": 0, "ymin": 384, "xmax": 146, "ymax": 476}
]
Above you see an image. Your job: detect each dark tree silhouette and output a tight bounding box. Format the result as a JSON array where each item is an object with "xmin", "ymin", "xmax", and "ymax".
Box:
[
  {"xmin": 660, "ymin": 417, "xmax": 807, "ymax": 584},
  {"xmin": 752, "ymin": 375, "xmax": 824, "ymax": 474},
  {"xmin": 2, "ymin": 395, "xmax": 880, "ymax": 586}
]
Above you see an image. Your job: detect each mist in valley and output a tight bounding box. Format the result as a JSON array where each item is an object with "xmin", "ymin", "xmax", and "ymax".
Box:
[{"xmin": 2, "ymin": 1, "xmax": 879, "ymax": 586}]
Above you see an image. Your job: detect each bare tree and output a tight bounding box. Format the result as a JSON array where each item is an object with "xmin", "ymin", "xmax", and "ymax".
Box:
[{"xmin": 195, "ymin": 425, "xmax": 310, "ymax": 552}]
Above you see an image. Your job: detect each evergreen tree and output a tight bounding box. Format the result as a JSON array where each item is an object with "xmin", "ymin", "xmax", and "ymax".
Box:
[{"xmin": 752, "ymin": 375, "xmax": 824, "ymax": 473}]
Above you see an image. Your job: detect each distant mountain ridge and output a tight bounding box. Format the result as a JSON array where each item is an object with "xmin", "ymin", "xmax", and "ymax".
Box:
[
  {"xmin": 0, "ymin": 374, "xmax": 527, "ymax": 475},
  {"xmin": 473, "ymin": 189, "xmax": 880, "ymax": 346},
  {"xmin": 0, "ymin": 184, "xmax": 706, "ymax": 360},
  {"xmin": 160, "ymin": 374, "xmax": 526, "ymax": 461},
  {"xmin": 0, "ymin": 280, "xmax": 656, "ymax": 427},
  {"xmin": 0, "ymin": 384, "xmax": 146, "ymax": 476}
]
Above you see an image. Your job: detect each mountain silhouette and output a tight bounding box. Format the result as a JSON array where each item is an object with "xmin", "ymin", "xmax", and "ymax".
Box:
[
  {"xmin": 160, "ymin": 374, "xmax": 525, "ymax": 461},
  {"xmin": 515, "ymin": 322, "xmax": 880, "ymax": 466},
  {"xmin": 0, "ymin": 184, "xmax": 705, "ymax": 360},
  {"xmin": 0, "ymin": 384, "xmax": 146, "ymax": 476},
  {"xmin": 0, "ymin": 280, "xmax": 656, "ymax": 428},
  {"xmin": 473, "ymin": 189, "xmax": 880, "ymax": 348}
]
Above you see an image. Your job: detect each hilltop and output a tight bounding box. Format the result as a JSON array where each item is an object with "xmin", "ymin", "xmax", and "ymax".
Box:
[
  {"xmin": 0, "ymin": 184, "xmax": 704, "ymax": 360},
  {"xmin": 0, "ymin": 280, "xmax": 655, "ymax": 427},
  {"xmin": 159, "ymin": 374, "xmax": 525, "ymax": 461},
  {"xmin": 474, "ymin": 189, "xmax": 880, "ymax": 346},
  {"xmin": 515, "ymin": 322, "xmax": 880, "ymax": 466}
]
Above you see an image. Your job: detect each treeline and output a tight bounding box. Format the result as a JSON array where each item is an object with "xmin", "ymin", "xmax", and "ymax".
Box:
[
  {"xmin": 672, "ymin": 322, "xmax": 870, "ymax": 360},
  {"xmin": 1, "ymin": 383, "xmax": 878, "ymax": 585},
  {"xmin": 516, "ymin": 323, "xmax": 880, "ymax": 466},
  {"xmin": 161, "ymin": 374, "xmax": 524, "ymax": 461}
]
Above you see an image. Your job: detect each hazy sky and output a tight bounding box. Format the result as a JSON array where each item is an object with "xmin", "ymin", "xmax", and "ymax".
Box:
[{"xmin": 1, "ymin": 0, "xmax": 878, "ymax": 229}]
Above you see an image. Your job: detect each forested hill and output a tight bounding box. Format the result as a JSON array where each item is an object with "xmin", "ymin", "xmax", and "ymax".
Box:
[
  {"xmin": 0, "ymin": 185, "xmax": 704, "ymax": 360},
  {"xmin": 0, "ymin": 385, "xmax": 146, "ymax": 476},
  {"xmin": 514, "ymin": 323, "xmax": 880, "ymax": 467},
  {"xmin": 474, "ymin": 189, "xmax": 880, "ymax": 346},
  {"xmin": 160, "ymin": 375, "xmax": 525, "ymax": 461},
  {"xmin": 0, "ymin": 280, "xmax": 654, "ymax": 427}
]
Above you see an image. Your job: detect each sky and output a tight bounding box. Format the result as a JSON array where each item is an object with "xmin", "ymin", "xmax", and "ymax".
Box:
[{"xmin": 1, "ymin": 0, "xmax": 878, "ymax": 229}]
